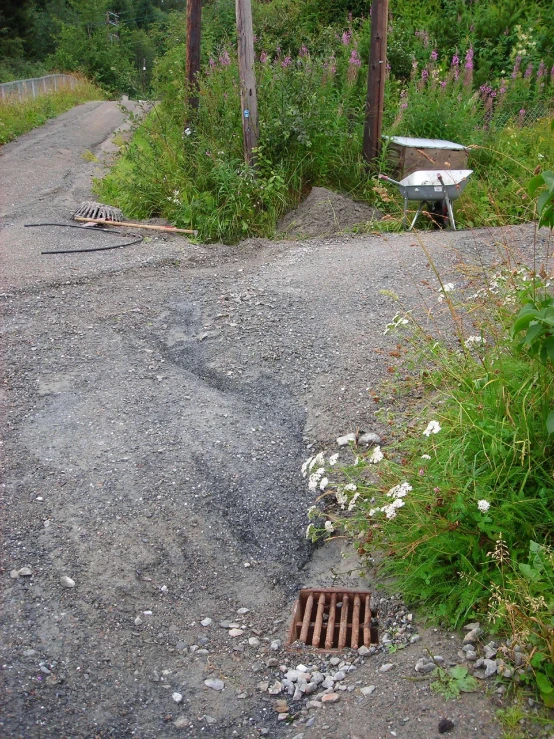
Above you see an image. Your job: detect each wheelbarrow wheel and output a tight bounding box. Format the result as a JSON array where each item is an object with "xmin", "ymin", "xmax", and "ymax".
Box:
[{"xmin": 430, "ymin": 200, "xmax": 449, "ymax": 229}]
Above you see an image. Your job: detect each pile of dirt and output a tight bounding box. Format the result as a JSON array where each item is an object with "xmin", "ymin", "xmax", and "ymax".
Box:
[{"xmin": 277, "ymin": 186, "xmax": 382, "ymax": 239}]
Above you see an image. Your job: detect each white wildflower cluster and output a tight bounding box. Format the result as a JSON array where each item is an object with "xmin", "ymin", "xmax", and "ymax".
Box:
[
  {"xmin": 437, "ymin": 283, "xmax": 455, "ymax": 303},
  {"xmin": 421, "ymin": 454, "xmax": 432, "ymax": 460},
  {"xmin": 348, "ymin": 492, "xmax": 360, "ymax": 511},
  {"xmin": 387, "ymin": 481, "xmax": 412, "ymax": 498},
  {"xmin": 383, "ymin": 311, "xmax": 410, "ymax": 335},
  {"xmin": 335, "ymin": 488, "xmax": 349, "ymax": 509},
  {"xmin": 423, "ymin": 420, "xmax": 441, "ymax": 436},
  {"xmin": 368, "ymin": 445, "xmax": 384, "ymax": 464},
  {"xmin": 464, "ymin": 335, "xmax": 486, "ymax": 349},
  {"xmin": 324, "ymin": 520, "xmax": 335, "ymax": 533},
  {"xmin": 328, "ymin": 453, "xmax": 339, "ymax": 466},
  {"xmin": 308, "ymin": 467, "xmax": 325, "ymax": 492},
  {"xmin": 368, "ymin": 481, "xmax": 412, "ymax": 520},
  {"xmin": 477, "ymin": 499, "xmax": 490, "ymax": 513}
]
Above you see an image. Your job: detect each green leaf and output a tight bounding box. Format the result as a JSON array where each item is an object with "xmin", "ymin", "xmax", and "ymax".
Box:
[
  {"xmin": 518, "ymin": 562, "xmax": 541, "ymax": 582},
  {"xmin": 538, "ymin": 190, "xmax": 553, "ymax": 215},
  {"xmin": 528, "ymin": 173, "xmax": 546, "ymax": 196},
  {"xmin": 547, "ymin": 410, "xmax": 554, "ymax": 435},
  {"xmin": 536, "ymin": 672, "xmax": 554, "ymax": 695},
  {"xmin": 524, "ymin": 322, "xmax": 545, "ymax": 344}
]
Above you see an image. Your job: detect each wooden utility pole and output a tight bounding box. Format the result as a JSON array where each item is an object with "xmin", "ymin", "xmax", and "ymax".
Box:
[
  {"xmin": 363, "ymin": 0, "xmax": 389, "ymax": 166},
  {"xmin": 186, "ymin": 0, "xmax": 202, "ymax": 110},
  {"xmin": 236, "ymin": 0, "xmax": 259, "ymax": 166}
]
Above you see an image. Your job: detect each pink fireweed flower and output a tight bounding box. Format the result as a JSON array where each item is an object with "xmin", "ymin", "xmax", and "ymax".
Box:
[
  {"xmin": 209, "ymin": 58, "xmax": 216, "ymax": 68},
  {"xmin": 219, "ymin": 50, "xmax": 230, "ymax": 66},
  {"xmin": 439, "ymin": 80, "xmax": 447, "ymax": 88},
  {"xmin": 349, "ymin": 49, "xmax": 361, "ymax": 67},
  {"xmin": 511, "ymin": 55, "xmax": 521, "ymax": 79},
  {"xmin": 281, "ymin": 56, "xmax": 292, "ymax": 68},
  {"xmin": 537, "ymin": 60, "xmax": 546, "ymax": 78},
  {"xmin": 422, "ymin": 68, "xmax": 429, "ymax": 81},
  {"xmin": 451, "ymin": 54, "xmax": 460, "ymax": 67},
  {"xmin": 259, "ymin": 51, "xmax": 269, "ymax": 63},
  {"xmin": 524, "ymin": 63, "xmax": 533, "ymax": 78},
  {"xmin": 465, "ymin": 48, "xmax": 474, "ymax": 69},
  {"xmin": 430, "ymin": 49, "xmax": 438, "ymax": 62},
  {"xmin": 342, "ymin": 30, "xmax": 352, "ymax": 46},
  {"xmin": 299, "ymin": 45, "xmax": 309, "ymax": 57},
  {"xmin": 400, "ymin": 102, "xmax": 408, "ymax": 109}
]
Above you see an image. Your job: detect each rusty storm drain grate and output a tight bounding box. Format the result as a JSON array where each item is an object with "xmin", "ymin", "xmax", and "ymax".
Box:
[{"xmin": 287, "ymin": 588, "xmax": 377, "ymax": 650}]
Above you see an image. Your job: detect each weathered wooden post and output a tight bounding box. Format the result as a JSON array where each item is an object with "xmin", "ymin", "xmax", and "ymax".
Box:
[
  {"xmin": 186, "ymin": 0, "xmax": 202, "ymax": 111},
  {"xmin": 236, "ymin": 0, "xmax": 259, "ymax": 166},
  {"xmin": 363, "ymin": 0, "xmax": 389, "ymax": 167}
]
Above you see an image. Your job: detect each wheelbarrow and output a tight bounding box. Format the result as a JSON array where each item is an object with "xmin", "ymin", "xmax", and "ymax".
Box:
[{"xmin": 378, "ymin": 169, "xmax": 473, "ymax": 230}]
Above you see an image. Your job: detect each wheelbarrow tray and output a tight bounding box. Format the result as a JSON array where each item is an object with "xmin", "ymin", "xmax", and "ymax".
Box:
[{"xmin": 396, "ymin": 169, "xmax": 473, "ymax": 201}]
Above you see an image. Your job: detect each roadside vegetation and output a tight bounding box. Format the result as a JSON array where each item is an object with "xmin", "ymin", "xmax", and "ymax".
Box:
[
  {"xmin": 306, "ymin": 168, "xmax": 554, "ymax": 712},
  {"xmin": 93, "ymin": 1, "xmax": 554, "ymax": 242},
  {"xmin": 0, "ymin": 76, "xmax": 104, "ymax": 144}
]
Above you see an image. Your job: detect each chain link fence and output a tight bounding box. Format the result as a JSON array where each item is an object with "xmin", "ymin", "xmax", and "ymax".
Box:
[{"xmin": 0, "ymin": 74, "xmax": 78, "ymax": 101}]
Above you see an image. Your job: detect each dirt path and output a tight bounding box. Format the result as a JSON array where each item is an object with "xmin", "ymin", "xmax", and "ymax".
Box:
[{"xmin": 1, "ymin": 103, "xmax": 545, "ymax": 739}]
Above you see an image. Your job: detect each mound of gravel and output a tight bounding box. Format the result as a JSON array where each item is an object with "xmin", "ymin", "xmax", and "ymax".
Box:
[{"xmin": 277, "ymin": 186, "xmax": 382, "ymax": 239}]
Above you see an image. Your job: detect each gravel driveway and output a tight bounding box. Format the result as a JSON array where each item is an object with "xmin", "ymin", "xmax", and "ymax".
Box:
[{"xmin": 1, "ymin": 101, "xmax": 544, "ymax": 738}]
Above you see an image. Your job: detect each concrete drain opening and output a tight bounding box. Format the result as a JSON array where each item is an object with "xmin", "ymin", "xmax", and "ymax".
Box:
[{"xmin": 287, "ymin": 588, "xmax": 377, "ymax": 650}]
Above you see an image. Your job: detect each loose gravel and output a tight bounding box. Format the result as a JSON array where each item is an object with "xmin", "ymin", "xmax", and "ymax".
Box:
[{"xmin": 1, "ymin": 101, "xmax": 552, "ymax": 738}]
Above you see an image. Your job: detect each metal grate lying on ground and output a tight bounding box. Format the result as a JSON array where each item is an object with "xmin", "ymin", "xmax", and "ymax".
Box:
[{"xmin": 287, "ymin": 588, "xmax": 377, "ymax": 650}]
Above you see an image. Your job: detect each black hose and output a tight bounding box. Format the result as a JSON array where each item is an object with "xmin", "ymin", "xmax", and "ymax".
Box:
[{"xmin": 24, "ymin": 223, "xmax": 144, "ymax": 254}]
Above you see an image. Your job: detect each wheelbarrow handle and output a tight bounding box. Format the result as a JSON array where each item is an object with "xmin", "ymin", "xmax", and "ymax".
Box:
[{"xmin": 378, "ymin": 173, "xmax": 403, "ymax": 187}]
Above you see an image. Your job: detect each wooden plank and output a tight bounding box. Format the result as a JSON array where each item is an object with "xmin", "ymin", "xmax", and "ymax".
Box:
[{"xmin": 363, "ymin": 0, "xmax": 389, "ymax": 166}]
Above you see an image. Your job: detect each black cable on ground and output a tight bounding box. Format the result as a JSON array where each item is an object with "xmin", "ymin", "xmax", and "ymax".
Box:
[{"xmin": 24, "ymin": 223, "xmax": 144, "ymax": 254}]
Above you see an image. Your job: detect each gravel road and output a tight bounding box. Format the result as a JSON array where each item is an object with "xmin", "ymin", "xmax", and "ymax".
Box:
[{"xmin": 1, "ymin": 101, "xmax": 547, "ymax": 739}]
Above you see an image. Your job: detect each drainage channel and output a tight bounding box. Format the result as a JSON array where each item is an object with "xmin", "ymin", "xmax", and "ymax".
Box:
[{"xmin": 287, "ymin": 588, "xmax": 378, "ymax": 651}]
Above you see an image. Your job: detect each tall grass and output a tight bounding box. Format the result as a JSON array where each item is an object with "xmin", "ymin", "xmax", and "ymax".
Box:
[
  {"xmin": 0, "ymin": 75, "xmax": 104, "ymax": 145},
  {"xmin": 97, "ymin": 34, "xmax": 554, "ymax": 242}
]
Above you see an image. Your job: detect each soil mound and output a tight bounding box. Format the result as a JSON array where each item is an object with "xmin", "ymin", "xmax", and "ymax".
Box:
[{"xmin": 277, "ymin": 186, "xmax": 382, "ymax": 239}]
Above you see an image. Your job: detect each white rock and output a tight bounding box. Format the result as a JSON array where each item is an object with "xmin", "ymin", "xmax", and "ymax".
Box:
[
  {"xmin": 358, "ymin": 645, "xmax": 371, "ymax": 656},
  {"xmin": 200, "ymin": 618, "xmax": 212, "ymax": 627},
  {"xmin": 204, "ymin": 678, "xmax": 224, "ymax": 691},
  {"xmin": 60, "ymin": 576, "xmax": 75, "ymax": 588},
  {"xmin": 237, "ymin": 607, "xmax": 250, "ymax": 615},
  {"xmin": 248, "ymin": 637, "xmax": 260, "ymax": 647},
  {"xmin": 18, "ymin": 567, "xmax": 33, "ymax": 577},
  {"xmin": 229, "ymin": 628, "xmax": 244, "ymax": 637},
  {"xmin": 268, "ymin": 681, "xmax": 283, "ymax": 695},
  {"xmin": 337, "ymin": 433, "xmax": 356, "ymax": 447},
  {"xmin": 360, "ymin": 685, "xmax": 376, "ymax": 696},
  {"xmin": 134, "ymin": 616, "xmax": 143, "ymax": 626},
  {"xmin": 379, "ymin": 663, "xmax": 395, "ymax": 673},
  {"xmin": 172, "ymin": 692, "xmax": 183, "ymax": 703},
  {"xmin": 10, "ymin": 570, "xmax": 19, "ymax": 579}
]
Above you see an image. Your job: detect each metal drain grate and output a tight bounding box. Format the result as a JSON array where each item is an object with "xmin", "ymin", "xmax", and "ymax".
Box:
[{"xmin": 287, "ymin": 588, "xmax": 377, "ymax": 650}]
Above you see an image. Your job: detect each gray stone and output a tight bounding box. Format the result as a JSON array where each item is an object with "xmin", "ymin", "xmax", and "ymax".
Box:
[
  {"xmin": 204, "ymin": 678, "xmax": 224, "ymax": 691},
  {"xmin": 228, "ymin": 628, "xmax": 244, "ymax": 637},
  {"xmin": 483, "ymin": 659, "xmax": 497, "ymax": 678},
  {"xmin": 484, "ymin": 645, "xmax": 497, "ymax": 659},
  {"xmin": 268, "ymin": 680, "xmax": 283, "ymax": 695},
  {"xmin": 358, "ymin": 432, "xmax": 381, "ymax": 446},
  {"xmin": 337, "ymin": 433, "xmax": 356, "ymax": 447},
  {"xmin": 379, "ymin": 663, "xmax": 395, "ymax": 673},
  {"xmin": 463, "ymin": 628, "xmax": 482, "ymax": 644},
  {"xmin": 358, "ymin": 645, "xmax": 371, "ymax": 656},
  {"xmin": 236, "ymin": 607, "xmax": 250, "ymax": 615},
  {"xmin": 248, "ymin": 637, "xmax": 260, "ymax": 647},
  {"xmin": 333, "ymin": 670, "xmax": 346, "ymax": 681},
  {"xmin": 415, "ymin": 659, "xmax": 435, "ymax": 674},
  {"xmin": 360, "ymin": 685, "xmax": 376, "ymax": 696},
  {"xmin": 60, "ymin": 576, "xmax": 75, "ymax": 588},
  {"xmin": 329, "ymin": 657, "xmax": 340, "ymax": 666},
  {"xmin": 410, "ymin": 634, "xmax": 421, "ymax": 644},
  {"xmin": 307, "ymin": 700, "xmax": 322, "ymax": 709},
  {"xmin": 10, "ymin": 570, "xmax": 20, "ymax": 579},
  {"xmin": 277, "ymin": 713, "xmax": 289, "ymax": 722},
  {"xmin": 321, "ymin": 693, "xmax": 340, "ymax": 703},
  {"xmin": 270, "ymin": 639, "xmax": 281, "ymax": 650},
  {"xmin": 464, "ymin": 622, "xmax": 481, "ymax": 631},
  {"xmin": 18, "ymin": 567, "xmax": 33, "ymax": 577},
  {"xmin": 172, "ymin": 692, "xmax": 183, "ymax": 703},
  {"xmin": 200, "ymin": 618, "xmax": 212, "ymax": 627}
]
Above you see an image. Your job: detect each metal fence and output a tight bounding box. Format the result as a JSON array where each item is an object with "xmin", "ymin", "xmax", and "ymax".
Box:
[{"xmin": 0, "ymin": 74, "xmax": 78, "ymax": 101}]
